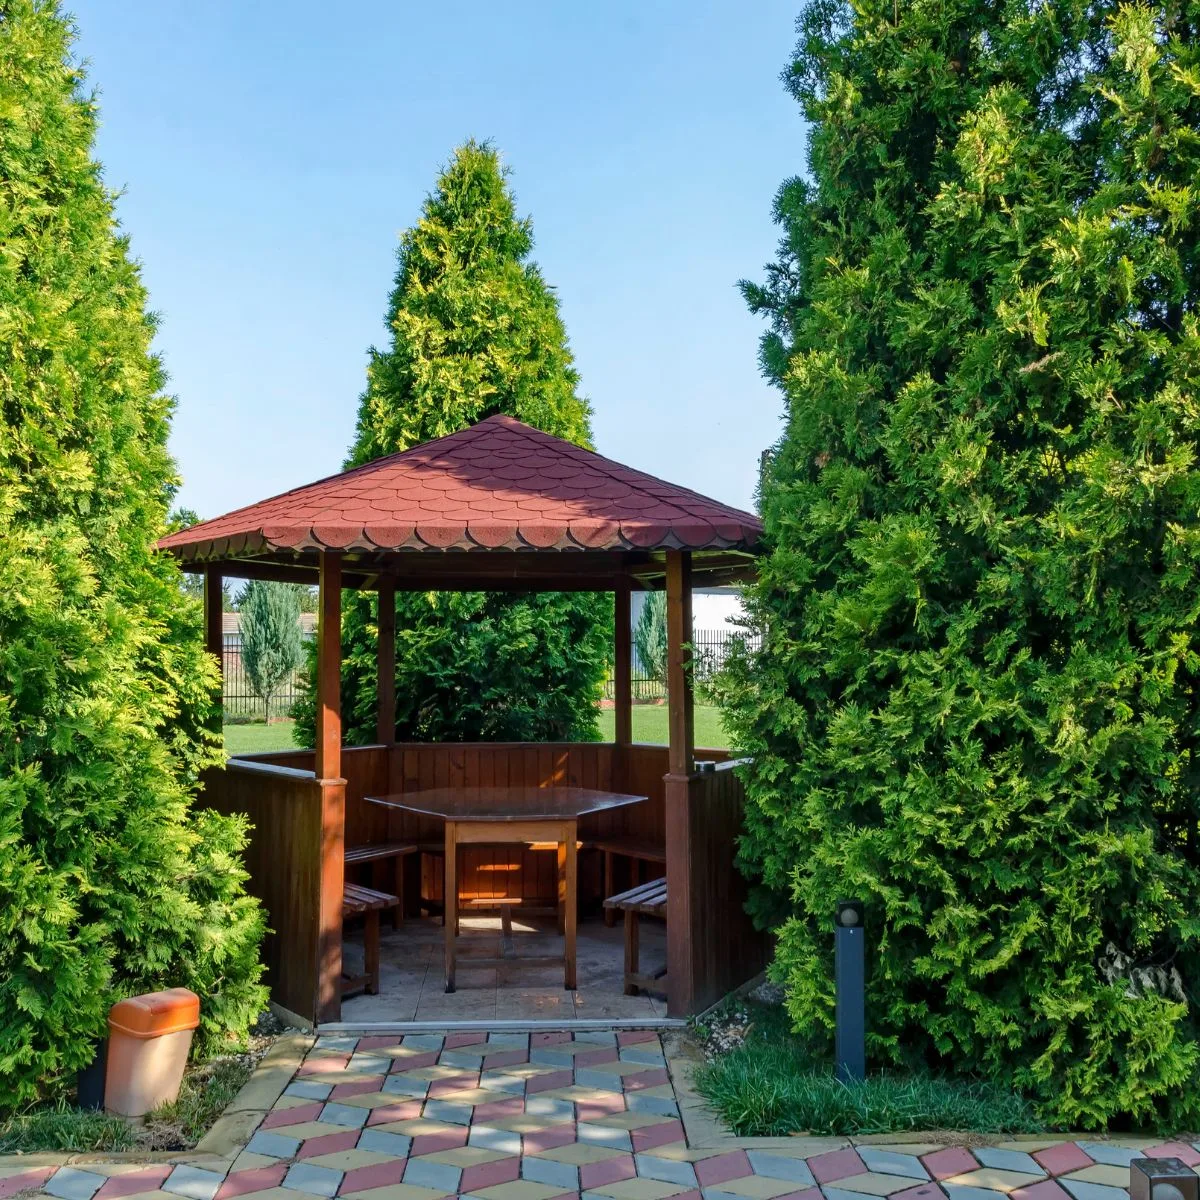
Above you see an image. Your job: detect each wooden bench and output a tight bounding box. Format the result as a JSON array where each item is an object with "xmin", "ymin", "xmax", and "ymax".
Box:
[
  {"xmin": 344, "ymin": 842, "xmax": 418, "ymax": 927},
  {"xmin": 591, "ymin": 837, "xmax": 666, "ymax": 926},
  {"xmin": 342, "ymin": 883, "xmax": 398, "ymax": 997},
  {"xmin": 603, "ymin": 877, "xmax": 668, "ymax": 997}
]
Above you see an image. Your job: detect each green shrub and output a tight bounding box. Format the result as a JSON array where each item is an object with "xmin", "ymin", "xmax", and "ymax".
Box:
[
  {"xmin": 720, "ymin": 0, "xmax": 1200, "ymax": 1130},
  {"xmin": 294, "ymin": 141, "xmax": 611, "ymax": 747},
  {"xmin": 0, "ymin": 0, "xmax": 265, "ymax": 1110}
]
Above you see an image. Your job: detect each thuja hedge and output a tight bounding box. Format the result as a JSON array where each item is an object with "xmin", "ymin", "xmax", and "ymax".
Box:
[
  {"xmin": 721, "ymin": 0, "xmax": 1200, "ymax": 1129},
  {"xmin": 0, "ymin": 0, "xmax": 266, "ymax": 1109}
]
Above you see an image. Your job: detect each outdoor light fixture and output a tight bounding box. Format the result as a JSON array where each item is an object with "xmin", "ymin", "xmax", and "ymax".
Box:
[
  {"xmin": 1131, "ymin": 1160, "xmax": 1199, "ymax": 1200},
  {"xmin": 834, "ymin": 899, "xmax": 866, "ymax": 1083}
]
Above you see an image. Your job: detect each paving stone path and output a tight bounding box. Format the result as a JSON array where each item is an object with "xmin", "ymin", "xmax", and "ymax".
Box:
[{"xmin": 4, "ymin": 1032, "xmax": 1197, "ymax": 1200}]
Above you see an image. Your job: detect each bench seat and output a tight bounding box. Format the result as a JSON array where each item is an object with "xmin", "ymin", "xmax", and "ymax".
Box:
[{"xmin": 603, "ymin": 877, "xmax": 668, "ymax": 997}]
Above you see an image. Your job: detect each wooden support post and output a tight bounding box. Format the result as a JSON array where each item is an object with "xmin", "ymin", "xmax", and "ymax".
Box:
[
  {"xmin": 376, "ymin": 579, "xmax": 396, "ymax": 746},
  {"xmin": 614, "ymin": 578, "xmax": 633, "ymax": 746},
  {"xmin": 665, "ymin": 551, "xmax": 694, "ymax": 775},
  {"xmin": 203, "ymin": 566, "xmax": 223, "ymax": 680},
  {"xmin": 664, "ymin": 549, "xmax": 695, "ymax": 1016},
  {"xmin": 315, "ymin": 552, "xmax": 345, "ymax": 1023}
]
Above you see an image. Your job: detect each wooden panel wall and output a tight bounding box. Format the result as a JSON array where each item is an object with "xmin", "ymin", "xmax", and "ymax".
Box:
[
  {"xmin": 198, "ymin": 758, "xmax": 323, "ymax": 1023},
  {"xmin": 668, "ymin": 759, "xmax": 768, "ymax": 1014}
]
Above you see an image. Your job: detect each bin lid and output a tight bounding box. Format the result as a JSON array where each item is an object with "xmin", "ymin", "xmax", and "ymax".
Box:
[{"xmin": 108, "ymin": 988, "xmax": 200, "ymax": 1038}]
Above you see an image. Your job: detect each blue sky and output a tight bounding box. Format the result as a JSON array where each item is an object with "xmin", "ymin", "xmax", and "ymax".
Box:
[{"xmin": 71, "ymin": 1, "xmax": 803, "ymax": 518}]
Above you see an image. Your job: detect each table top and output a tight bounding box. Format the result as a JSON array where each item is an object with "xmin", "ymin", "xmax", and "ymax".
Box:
[{"xmin": 365, "ymin": 785, "xmax": 647, "ymax": 822}]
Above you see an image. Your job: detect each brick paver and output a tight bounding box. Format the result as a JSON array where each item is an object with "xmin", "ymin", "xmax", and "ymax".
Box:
[{"xmin": 17, "ymin": 1033, "xmax": 1199, "ymax": 1200}]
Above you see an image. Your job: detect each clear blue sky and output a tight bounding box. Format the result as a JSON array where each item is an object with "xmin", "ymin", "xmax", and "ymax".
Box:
[{"xmin": 70, "ymin": 1, "xmax": 803, "ymax": 518}]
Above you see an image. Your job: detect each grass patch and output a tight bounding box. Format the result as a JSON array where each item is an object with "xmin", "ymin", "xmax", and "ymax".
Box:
[
  {"xmin": 224, "ymin": 719, "xmax": 299, "ymax": 756},
  {"xmin": 0, "ymin": 1054, "xmax": 254, "ymax": 1154},
  {"xmin": 595, "ymin": 703, "xmax": 729, "ymax": 749},
  {"xmin": 694, "ymin": 1000, "xmax": 1042, "ymax": 1136}
]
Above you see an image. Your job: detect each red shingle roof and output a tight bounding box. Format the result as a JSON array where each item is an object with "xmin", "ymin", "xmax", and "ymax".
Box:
[{"xmin": 159, "ymin": 415, "xmax": 761, "ymax": 560}]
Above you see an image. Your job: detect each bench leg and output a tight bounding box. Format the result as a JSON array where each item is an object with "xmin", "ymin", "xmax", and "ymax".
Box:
[
  {"xmin": 393, "ymin": 855, "xmax": 405, "ymax": 929},
  {"xmin": 603, "ymin": 851, "xmax": 615, "ymax": 927},
  {"xmin": 365, "ymin": 910, "xmax": 381, "ymax": 995},
  {"xmin": 623, "ymin": 909, "xmax": 640, "ymax": 996}
]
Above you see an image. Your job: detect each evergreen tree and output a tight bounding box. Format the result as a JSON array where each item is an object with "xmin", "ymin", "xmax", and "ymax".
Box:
[
  {"xmin": 0, "ymin": 0, "xmax": 265, "ymax": 1108},
  {"xmin": 721, "ymin": 0, "xmax": 1200, "ymax": 1128},
  {"xmin": 239, "ymin": 581, "xmax": 303, "ymax": 722},
  {"xmin": 634, "ymin": 591, "xmax": 668, "ymax": 686},
  {"xmin": 295, "ymin": 142, "xmax": 610, "ymax": 746}
]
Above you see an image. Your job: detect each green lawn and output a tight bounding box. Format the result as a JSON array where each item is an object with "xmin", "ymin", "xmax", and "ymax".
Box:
[{"xmin": 223, "ymin": 705, "xmax": 730, "ymax": 756}]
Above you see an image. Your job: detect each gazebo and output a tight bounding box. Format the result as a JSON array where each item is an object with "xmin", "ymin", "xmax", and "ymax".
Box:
[{"xmin": 160, "ymin": 415, "xmax": 768, "ymax": 1025}]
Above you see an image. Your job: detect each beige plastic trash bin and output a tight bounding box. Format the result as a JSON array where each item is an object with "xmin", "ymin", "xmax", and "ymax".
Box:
[{"xmin": 105, "ymin": 988, "xmax": 200, "ymax": 1117}]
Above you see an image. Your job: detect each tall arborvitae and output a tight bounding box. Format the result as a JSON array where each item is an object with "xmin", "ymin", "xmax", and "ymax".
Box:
[
  {"xmin": 295, "ymin": 142, "xmax": 610, "ymax": 746},
  {"xmin": 720, "ymin": 0, "xmax": 1200, "ymax": 1128},
  {"xmin": 0, "ymin": 1, "xmax": 266, "ymax": 1108}
]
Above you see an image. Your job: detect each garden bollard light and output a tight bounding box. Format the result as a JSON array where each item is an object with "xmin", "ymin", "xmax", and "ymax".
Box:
[
  {"xmin": 835, "ymin": 899, "xmax": 865, "ymax": 1083},
  {"xmin": 1130, "ymin": 1160, "xmax": 1199, "ymax": 1200},
  {"xmin": 105, "ymin": 988, "xmax": 200, "ymax": 1118}
]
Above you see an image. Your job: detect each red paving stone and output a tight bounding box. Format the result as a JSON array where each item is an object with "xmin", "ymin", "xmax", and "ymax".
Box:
[
  {"xmin": 298, "ymin": 1056, "xmax": 351, "ymax": 1076},
  {"xmin": 473, "ymin": 1096, "xmax": 526, "ymax": 1121},
  {"xmin": 807, "ymin": 1148, "xmax": 867, "ymax": 1184},
  {"xmin": 460, "ymin": 1157, "xmax": 522, "ymax": 1191},
  {"xmin": 262, "ymin": 1101, "xmax": 325, "ymax": 1129},
  {"xmin": 1034, "ymin": 1144, "xmax": 1095, "ymax": 1175},
  {"xmin": 445, "ymin": 1032, "xmax": 488, "ymax": 1048},
  {"xmin": 355, "ymin": 1036, "xmax": 402, "ymax": 1051},
  {"xmin": 338, "ymin": 1160, "xmax": 407, "ymax": 1194},
  {"xmin": 573, "ymin": 1048, "xmax": 621, "ymax": 1066},
  {"xmin": 428, "ymin": 1073, "xmax": 480, "ymax": 1098},
  {"xmin": 526, "ymin": 1069, "xmax": 574, "ymax": 1094},
  {"xmin": 1147, "ymin": 1143, "xmax": 1200, "ymax": 1167},
  {"xmin": 94, "ymin": 1169, "xmax": 173, "ymax": 1200},
  {"xmin": 367, "ymin": 1101, "xmax": 424, "ymax": 1126},
  {"xmin": 576, "ymin": 1094, "xmax": 628, "ymax": 1119},
  {"xmin": 523, "ymin": 1125, "xmax": 580, "ymax": 1154},
  {"xmin": 623, "ymin": 1068, "xmax": 669, "ymax": 1090},
  {"xmin": 0, "ymin": 1171, "xmax": 55, "ymax": 1200},
  {"xmin": 297, "ymin": 1130, "xmax": 361, "ymax": 1159},
  {"xmin": 630, "ymin": 1119, "xmax": 686, "ymax": 1153},
  {"xmin": 331, "ymin": 1078, "xmax": 385, "ymax": 1100},
  {"xmin": 922, "ymin": 1147, "xmax": 980, "ymax": 1181},
  {"xmin": 389, "ymin": 1052, "xmax": 439, "ymax": 1072},
  {"xmin": 579, "ymin": 1155, "xmax": 637, "ymax": 1189},
  {"xmin": 694, "ymin": 1152, "xmax": 753, "ymax": 1187},
  {"xmin": 483, "ymin": 1049, "xmax": 530, "ymax": 1069},
  {"xmin": 1011, "ymin": 1181, "xmax": 1073, "ymax": 1200},
  {"xmin": 409, "ymin": 1129, "xmax": 470, "ymax": 1156},
  {"xmin": 617, "ymin": 1031, "xmax": 659, "ymax": 1045},
  {"xmin": 217, "ymin": 1165, "xmax": 288, "ymax": 1199}
]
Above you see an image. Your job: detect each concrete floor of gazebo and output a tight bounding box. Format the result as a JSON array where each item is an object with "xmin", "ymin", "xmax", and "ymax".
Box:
[{"xmin": 341, "ymin": 913, "xmax": 668, "ymax": 1023}]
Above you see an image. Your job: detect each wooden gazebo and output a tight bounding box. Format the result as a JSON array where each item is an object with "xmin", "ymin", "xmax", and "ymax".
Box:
[{"xmin": 160, "ymin": 415, "xmax": 768, "ymax": 1024}]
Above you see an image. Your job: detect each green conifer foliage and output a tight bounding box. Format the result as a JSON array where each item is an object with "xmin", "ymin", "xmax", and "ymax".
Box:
[
  {"xmin": 0, "ymin": 1, "xmax": 265, "ymax": 1107},
  {"xmin": 239, "ymin": 581, "xmax": 303, "ymax": 722},
  {"xmin": 721, "ymin": 0, "xmax": 1200, "ymax": 1128},
  {"xmin": 295, "ymin": 142, "xmax": 610, "ymax": 746}
]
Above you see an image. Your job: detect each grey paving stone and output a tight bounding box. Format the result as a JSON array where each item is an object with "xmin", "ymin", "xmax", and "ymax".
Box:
[
  {"xmin": 246, "ymin": 1130, "xmax": 302, "ymax": 1159},
  {"xmin": 284, "ymin": 1079, "xmax": 333, "ymax": 1101},
  {"xmin": 486, "ymin": 1033, "xmax": 530, "ymax": 1048},
  {"xmin": 620, "ymin": 1046, "xmax": 667, "ymax": 1067},
  {"xmin": 1060, "ymin": 1182, "xmax": 1131, "ymax": 1200},
  {"xmin": 314, "ymin": 1035, "xmax": 358, "ymax": 1051},
  {"xmin": 637, "ymin": 1155, "xmax": 699, "ymax": 1187},
  {"xmin": 1079, "ymin": 1145, "xmax": 1146, "ymax": 1168},
  {"xmin": 524, "ymin": 1095, "xmax": 575, "ymax": 1120},
  {"xmin": 424, "ymin": 1099, "xmax": 475, "ymax": 1125},
  {"xmin": 382, "ymin": 1073, "xmax": 429, "ymax": 1098},
  {"xmin": 164, "ymin": 1165, "xmax": 226, "ymax": 1200},
  {"xmin": 746, "ymin": 1152, "xmax": 818, "ymax": 1185},
  {"xmin": 974, "ymin": 1149, "xmax": 1045, "ymax": 1176},
  {"xmin": 400, "ymin": 1034, "xmax": 444, "ymax": 1051},
  {"xmin": 577, "ymin": 1122, "xmax": 633, "ymax": 1150},
  {"xmin": 627, "ymin": 1092, "xmax": 679, "ymax": 1119},
  {"xmin": 404, "ymin": 1159, "xmax": 462, "ymax": 1193},
  {"xmin": 478, "ymin": 1071, "xmax": 527, "ymax": 1095},
  {"xmin": 318, "ymin": 1101, "xmax": 369, "ymax": 1128},
  {"xmin": 43, "ymin": 1169, "xmax": 107, "ymax": 1200},
  {"xmin": 440, "ymin": 1050, "xmax": 484, "ymax": 1070},
  {"xmin": 468, "ymin": 1125, "xmax": 522, "ymax": 1156},
  {"xmin": 347, "ymin": 1054, "xmax": 392, "ymax": 1075},
  {"xmin": 529, "ymin": 1048, "xmax": 576, "ymax": 1069},
  {"xmin": 522, "ymin": 1156, "xmax": 580, "ymax": 1190},
  {"xmin": 358, "ymin": 1129, "xmax": 412, "ymax": 1158},
  {"xmin": 856, "ymin": 1149, "xmax": 930, "ymax": 1181},
  {"xmin": 574, "ymin": 1067, "xmax": 625, "ymax": 1093},
  {"xmin": 282, "ymin": 1164, "xmax": 341, "ymax": 1198},
  {"xmin": 574, "ymin": 1030, "xmax": 618, "ymax": 1045},
  {"xmin": 704, "ymin": 1190, "xmax": 762, "ymax": 1200}
]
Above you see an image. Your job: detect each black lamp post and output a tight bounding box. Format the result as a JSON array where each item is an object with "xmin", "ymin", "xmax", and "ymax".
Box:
[{"xmin": 835, "ymin": 899, "xmax": 865, "ymax": 1083}]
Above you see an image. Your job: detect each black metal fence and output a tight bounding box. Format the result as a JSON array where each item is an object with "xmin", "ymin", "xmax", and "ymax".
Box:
[
  {"xmin": 603, "ymin": 627, "xmax": 760, "ymax": 702},
  {"xmin": 222, "ymin": 634, "xmax": 305, "ymax": 721}
]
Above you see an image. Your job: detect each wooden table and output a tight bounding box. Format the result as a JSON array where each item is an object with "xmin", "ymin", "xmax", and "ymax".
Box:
[{"xmin": 365, "ymin": 786, "xmax": 647, "ymax": 992}]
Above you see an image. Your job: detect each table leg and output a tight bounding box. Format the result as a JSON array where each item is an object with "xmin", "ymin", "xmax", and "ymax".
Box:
[
  {"xmin": 556, "ymin": 839, "xmax": 567, "ymax": 935},
  {"xmin": 444, "ymin": 821, "xmax": 457, "ymax": 993},
  {"xmin": 564, "ymin": 821, "xmax": 577, "ymax": 990}
]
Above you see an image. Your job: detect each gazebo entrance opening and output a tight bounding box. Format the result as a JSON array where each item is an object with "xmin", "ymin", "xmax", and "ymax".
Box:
[{"xmin": 160, "ymin": 416, "xmax": 769, "ymax": 1026}]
